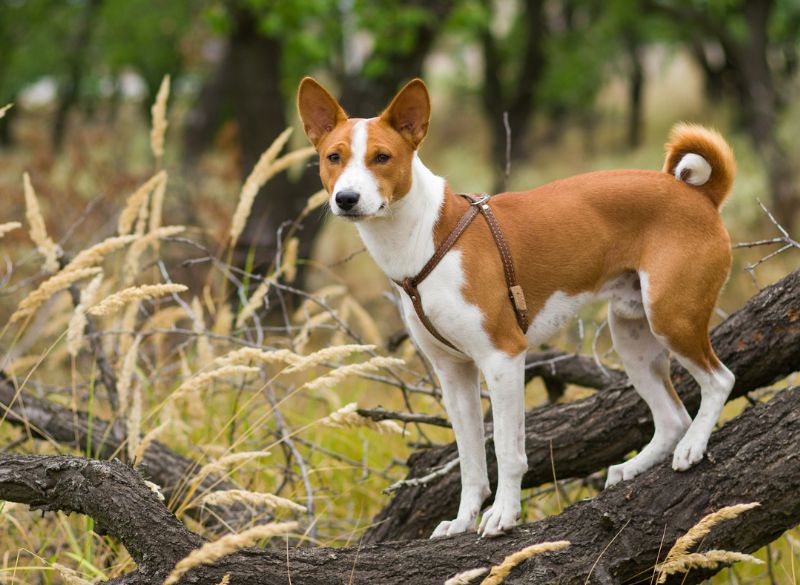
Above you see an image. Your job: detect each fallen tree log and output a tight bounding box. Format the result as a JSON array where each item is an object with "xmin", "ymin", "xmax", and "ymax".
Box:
[
  {"xmin": 0, "ymin": 371, "xmax": 253, "ymax": 530},
  {"xmin": 366, "ymin": 268, "xmax": 800, "ymax": 542},
  {"xmin": 1, "ymin": 386, "xmax": 797, "ymax": 584}
]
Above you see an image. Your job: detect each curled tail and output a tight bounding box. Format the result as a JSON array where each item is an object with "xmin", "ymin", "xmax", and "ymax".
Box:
[{"xmin": 663, "ymin": 123, "xmax": 736, "ymax": 208}]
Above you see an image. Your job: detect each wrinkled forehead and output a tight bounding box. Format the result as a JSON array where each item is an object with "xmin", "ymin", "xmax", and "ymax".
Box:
[{"xmin": 318, "ymin": 117, "xmax": 410, "ymax": 155}]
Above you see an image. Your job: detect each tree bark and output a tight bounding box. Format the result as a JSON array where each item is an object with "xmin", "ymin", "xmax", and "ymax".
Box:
[
  {"xmin": 0, "ymin": 372, "xmax": 256, "ymax": 531},
  {"xmin": 2, "ymin": 386, "xmax": 798, "ymax": 584},
  {"xmin": 365, "ymin": 267, "xmax": 800, "ymax": 542}
]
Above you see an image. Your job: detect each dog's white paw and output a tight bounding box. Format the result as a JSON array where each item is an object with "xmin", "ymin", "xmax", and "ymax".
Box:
[
  {"xmin": 478, "ymin": 499, "xmax": 520, "ymax": 537},
  {"xmin": 672, "ymin": 432, "xmax": 707, "ymax": 471},
  {"xmin": 605, "ymin": 463, "xmax": 627, "ymax": 488},
  {"xmin": 605, "ymin": 455, "xmax": 659, "ymax": 488},
  {"xmin": 430, "ymin": 517, "xmax": 475, "ymax": 539}
]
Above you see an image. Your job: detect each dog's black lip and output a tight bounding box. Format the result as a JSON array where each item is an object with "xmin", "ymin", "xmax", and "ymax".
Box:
[{"xmin": 337, "ymin": 212, "xmax": 368, "ymax": 220}]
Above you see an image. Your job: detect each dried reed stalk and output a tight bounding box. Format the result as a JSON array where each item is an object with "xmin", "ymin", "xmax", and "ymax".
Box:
[
  {"xmin": 127, "ymin": 381, "xmax": 143, "ymax": 462},
  {"xmin": 0, "ymin": 221, "xmax": 21, "ymax": 238},
  {"xmin": 294, "ymin": 310, "xmax": 334, "ymax": 353},
  {"xmin": 88, "ymin": 283, "xmax": 187, "ymax": 316},
  {"xmin": 11, "ymin": 267, "xmax": 101, "ymax": 322},
  {"xmin": 320, "ymin": 402, "xmax": 404, "ymax": 434},
  {"xmin": 304, "ymin": 356, "xmax": 404, "ymax": 392},
  {"xmin": 0, "ymin": 103, "xmax": 12, "ymax": 119},
  {"xmin": 134, "ymin": 420, "xmax": 170, "ymax": 465},
  {"xmin": 444, "ymin": 568, "xmax": 489, "ymax": 585},
  {"xmin": 656, "ymin": 502, "xmax": 762, "ymax": 583},
  {"xmin": 150, "ymin": 74, "xmax": 170, "ymax": 161},
  {"xmin": 281, "ymin": 237, "xmax": 299, "ymax": 283},
  {"xmin": 143, "ymin": 480, "xmax": 165, "ymax": 502},
  {"xmin": 64, "ymin": 234, "xmax": 138, "ymax": 273},
  {"xmin": 194, "ymin": 451, "xmax": 272, "ymax": 482},
  {"xmin": 481, "ymin": 541, "xmax": 570, "ymax": 585},
  {"xmin": 658, "ymin": 550, "xmax": 762, "ymax": 580},
  {"xmin": 343, "ymin": 296, "xmax": 382, "ymax": 346},
  {"xmin": 51, "ymin": 563, "xmax": 92, "ymax": 585},
  {"xmin": 215, "ymin": 347, "xmax": 300, "ymax": 367},
  {"xmin": 117, "ymin": 335, "xmax": 142, "ymax": 414},
  {"xmin": 235, "ymin": 278, "xmax": 271, "ymax": 327},
  {"xmin": 118, "ymin": 171, "xmax": 166, "ymax": 236},
  {"xmin": 148, "ymin": 169, "xmax": 168, "ymax": 236},
  {"xmin": 661, "ymin": 502, "xmax": 760, "ymax": 565},
  {"xmin": 123, "ymin": 225, "xmax": 184, "ymax": 284},
  {"xmin": 301, "ymin": 189, "xmax": 329, "ymax": 217},
  {"xmin": 292, "ymin": 284, "xmax": 346, "ymax": 321},
  {"xmin": 191, "ymin": 296, "xmax": 213, "ymax": 365},
  {"xmin": 171, "ymin": 365, "xmax": 260, "ymax": 402},
  {"xmin": 200, "ymin": 489, "xmax": 307, "ymax": 513},
  {"xmin": 284, "ymin": 344, "xmax": 374, "ymax": 373},
  {"xmin": 23, "ymin": 172, "xmax": 60, "ymax": 272},
  {"xmin": 66, "ymin": 273, "xmax": 103, "ymax": 356},
  {"xmin": 229, "ymin": 127, "xmax": 293, "ymax": 246},
  {"xmin": 163, "ymin": 522, "xmax": 297, "ymax": 585}
]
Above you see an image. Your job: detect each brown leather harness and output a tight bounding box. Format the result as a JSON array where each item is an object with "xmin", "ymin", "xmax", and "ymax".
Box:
[{"xmin": 394, "ymin": 193, "xmax": 529, "ymax": 352}]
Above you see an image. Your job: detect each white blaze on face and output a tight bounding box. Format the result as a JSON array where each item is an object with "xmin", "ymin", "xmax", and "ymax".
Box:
[{"xmin": 331, "ymin": 119, "xmax": 385, "ymax": 217}]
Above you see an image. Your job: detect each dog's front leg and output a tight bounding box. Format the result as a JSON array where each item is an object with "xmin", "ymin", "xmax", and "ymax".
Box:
[
  {"xmin": 478, "ymin": 351, "xmax": 528, "ymax": 537},
  {"xmin": 429, "ymin": 358, "xmax": 489, "ymax": 538}
]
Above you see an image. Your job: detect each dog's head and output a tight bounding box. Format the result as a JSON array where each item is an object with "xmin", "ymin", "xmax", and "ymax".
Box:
[{"xmin": 297, "ymin": 77, "xmax": 431, "ymax": 221}]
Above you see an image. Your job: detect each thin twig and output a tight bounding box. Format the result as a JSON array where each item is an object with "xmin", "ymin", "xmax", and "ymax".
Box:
[
  {"xmin": 383, "ymin": 458, "xmax": 460, "ymax": 494},
  {"xmin": 356, "ymin": 407, "xmax": 451, "ymax": 428}
]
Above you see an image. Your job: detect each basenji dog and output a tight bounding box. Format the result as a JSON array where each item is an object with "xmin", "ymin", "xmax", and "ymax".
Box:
[{"xmin": 297, "ymin": 77, "xmax": 736, "ymax": 538}]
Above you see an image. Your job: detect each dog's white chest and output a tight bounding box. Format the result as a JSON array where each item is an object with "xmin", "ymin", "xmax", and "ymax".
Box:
[{"xmin": 397, "ymin": 250, "xmax": 492, "ymax": 358}]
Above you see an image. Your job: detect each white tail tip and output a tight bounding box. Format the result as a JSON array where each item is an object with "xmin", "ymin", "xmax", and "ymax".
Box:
[{"xmin": 674, "ymin": 153, "xmax": 711, "ymax": 186}]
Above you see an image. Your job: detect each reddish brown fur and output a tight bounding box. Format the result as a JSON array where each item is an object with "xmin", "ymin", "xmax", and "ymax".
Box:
[
  {"xmin": 298, "ymin": 78, "xmax": 735, "ymax": 374},
  {"xmin": 662, "ymin": 123, "xmax": 736, "ymax": 208}
]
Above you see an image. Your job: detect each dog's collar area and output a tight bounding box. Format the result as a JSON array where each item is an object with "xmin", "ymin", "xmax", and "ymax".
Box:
[{"xmin": 394, "ymin": 193, "xmax": 529, "ymax": 352}]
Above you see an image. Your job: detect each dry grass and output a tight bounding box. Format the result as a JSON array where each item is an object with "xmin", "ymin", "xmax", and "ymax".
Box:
[
  {"xmin": 87, "ymin": 282, "xmax": 187, "ymax": 316},
  {"xmin": 656, "ymin": 502, "xmax": 762, "ymax": 583},
  {"xmin": 200, "ymin": 489, "xmax": 307, "ymax": 513},
  {"xmin": 162, "ymin": 521, "xmax": 297, "ymax": 585},
  {"xmin": 23, "ymin": 172, "xmax": 61, "ymax": 273},
  {"xmin": 481, "ymin": 541, "xmax": 570, "ymax": 585},
  {"xmin": 150, "ymin": 74, "xmax": 170, "ymax": 162}
]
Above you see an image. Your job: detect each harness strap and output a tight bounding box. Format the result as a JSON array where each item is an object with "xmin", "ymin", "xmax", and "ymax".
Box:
[{"xmin": 394, "ymin": 193, "xmax": 529, "ymax": 351}]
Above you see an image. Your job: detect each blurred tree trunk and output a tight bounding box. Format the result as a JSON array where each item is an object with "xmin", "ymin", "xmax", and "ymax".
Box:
[
  {"xmin": 337, "ymin": 0, "xmax": 455, "ymax": 115},
  {"xmin": 182, "ymin": 7, "xmax": 320, "ymax": 273},
  {"xmin": 52, "ymin": 0, "xmax": 104, "ymax": 150},
  {"xmin": 650, "ymin": 0, "xmax": 799, "ymax": 229},
  {"xmin": 480, "ymin": 0, "xmax": 547, "ymax": 193},
  {"xmin": 731, "ymin": 0, "xmax": 798, "ymax": 230},
  {"xmin": 625, "ymin": 28, "xmax": 644, "ymax": 149}
]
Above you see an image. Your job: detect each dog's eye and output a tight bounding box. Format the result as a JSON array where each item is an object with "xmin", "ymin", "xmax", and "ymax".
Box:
[
  {"xmin": 327, "ymin": 152, "xmax": 341, "ymax": 163},
  {"xmin": 374, "ymin": 153, "xmax": 391, "ymax": 164}
]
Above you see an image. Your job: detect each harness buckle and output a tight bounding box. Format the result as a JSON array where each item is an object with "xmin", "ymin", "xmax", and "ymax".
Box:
[{"xmin": 470, "ymin": 194, "xmax": 490, "ymax": 206}]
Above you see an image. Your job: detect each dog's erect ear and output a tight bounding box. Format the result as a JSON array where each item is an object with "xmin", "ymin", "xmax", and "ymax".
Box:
[
  {"xmin": 297, "ymin": 77, "xmax": 348, "ymax": 148},
  {"xmin": 380, "ymin": 79, "xmax": 430, "ymax": 149}
]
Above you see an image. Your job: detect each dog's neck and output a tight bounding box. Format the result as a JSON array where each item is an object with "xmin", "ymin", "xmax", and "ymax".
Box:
[{"xmin": 355, "ymin": 153, "xmax": 446, "ymax": 282}]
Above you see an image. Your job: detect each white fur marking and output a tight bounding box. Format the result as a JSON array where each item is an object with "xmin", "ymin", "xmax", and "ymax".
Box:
[
  {"xmin": 526, "ymin": 291, "xmax": 592, "ymax": 345},
  {"xmin": 331, "ymin": 119, "xmax": 384, "ymax": 216},
  {"xmin": 675, "ymin": 153, "xmax": 712, "ymax": 186}
]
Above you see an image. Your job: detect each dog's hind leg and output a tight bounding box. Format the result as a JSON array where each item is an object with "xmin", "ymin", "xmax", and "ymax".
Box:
[
  {"xmin": 429, "ymin": 358, "xmax": 490, "ymax": 538},
  {"xmin": 605, "ymin": 309, "xmax": 692, "ymax": 487},
  {"xmin": 638, "ymin": 266, "xmax": 735, "ymax": 471},
  {"xmin": 477, "ymin": 351, "xmax": 527, "ymax": 537}
]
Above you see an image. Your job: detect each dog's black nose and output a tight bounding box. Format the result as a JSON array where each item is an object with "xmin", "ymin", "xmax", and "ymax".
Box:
[{"xmin": 335, "ymin": 190, "xmax": 360, "ymax": 211}]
